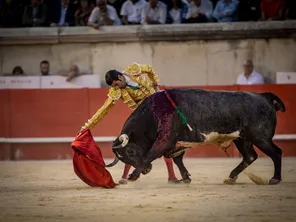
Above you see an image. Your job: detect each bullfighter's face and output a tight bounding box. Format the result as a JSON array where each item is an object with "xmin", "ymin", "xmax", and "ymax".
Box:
[
  {"xmin": 111, "ymin": 75, "xmax": 126, "ymax": 89},
  {"xmin": 111, "ymin": 134, "xmax": 145, "ymax": 167}
]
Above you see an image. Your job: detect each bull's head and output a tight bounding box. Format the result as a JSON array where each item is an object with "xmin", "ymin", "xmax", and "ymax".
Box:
[{"xmin": 106, "ymin": 133, "xmax": 145, "ymax": 168}]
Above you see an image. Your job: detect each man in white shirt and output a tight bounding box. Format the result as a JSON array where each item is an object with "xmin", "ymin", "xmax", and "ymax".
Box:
[
  {"xmin": 236, "ymin": 59, "xmax": 265, "ymax": 85},
  {"xmin": 121, "ymin": 0, "xmax": 148, "ymax": 25},
  {"xmin": 88, "ymin": 0, "xmax": 121, "ymax": 29},
  {"xmin": 141, "ymin": 0, "xmax": 167, "ymax": 25}
]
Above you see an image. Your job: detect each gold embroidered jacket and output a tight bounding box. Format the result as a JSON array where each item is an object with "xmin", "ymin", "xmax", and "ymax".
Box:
[{"xmin": 81, "ymin": 63, "xmax": 160, "ymax": 130}]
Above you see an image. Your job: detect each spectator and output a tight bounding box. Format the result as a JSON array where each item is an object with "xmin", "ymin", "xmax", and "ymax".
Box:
[
  {"xmin": 141, "ymin": 0, "xmax": 167, "ymax": 25},
  {"xmin": 120, "ymin": 0, "xmax": 147, "ymax": 25},
  {"xmin": 88, "ymin": 0, "xmax": 121, "ymax": 28},
  {"xmin": 50, "ymin": 0, "xmax": 76, "ymax": 26},
  {"xmin": 107, "ymin": 0, "xmax": 125, "ymax": 19},
  {"xmin": 236, "ymin": 59, "xmax": 264, "ymax": 85},
  {"xmin": 284, "ymin": 0, "xmax": 296, "ymax": 20},
  {"xmin": 260, "ymin": 0, "xmax": 285, "ymax": 21},
  {"xmin": 75, "ymin": 0, "xmax": 95, "ymax": 26},
  {"xmin": 12, "ymin": 66, "xmax": 25, "ymax": 76},
  {"xmin": 168, "ymin": 0, "xmax": 188, "ymax": 24},
  {"xmin": 184, "ymin": 0, "xmax": 213, "ymax": 23},
  {"xmin": 22, "ymin": 0, "xmax": 47, "ymax": 27},
  {"xmin": 0, "ymin": 0, "xmax": 22, "ymax": 27},
  {"xmin": 59, "ymin": 64, "xmax": 87, "ymax": 82},
  {"xmin": 237, "ymin": 0, "xmax": 261, "ymax": 21},
  {"xmin": 40, "ymin": 60, "xmax": 50, "ymax": 76},
  {"xmin": 212, "ymin": 0, "xmax": 238, "ymax": 22}
]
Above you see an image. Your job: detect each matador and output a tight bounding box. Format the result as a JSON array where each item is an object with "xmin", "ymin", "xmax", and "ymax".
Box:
[{"xmin": 80, "ymin": 62, "xmax": 181, "ymax": 184}]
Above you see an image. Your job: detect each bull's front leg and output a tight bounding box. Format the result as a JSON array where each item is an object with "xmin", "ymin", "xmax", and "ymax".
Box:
[{"xmin": 128, "ymin": 138, "xmax": 176, "ymax": 181}]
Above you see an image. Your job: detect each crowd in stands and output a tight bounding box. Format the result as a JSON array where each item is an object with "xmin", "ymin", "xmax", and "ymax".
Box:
[
  {"xmin": 7, "ymin": 58, "xmax": 266, "ymax": 85},
  {"xmin": 0, "ymin": 0, "xmax": 295, "ymax": 28},
  {"xmin": 6, "ymin": 60, "xmax": 88, "ymax": 82}
]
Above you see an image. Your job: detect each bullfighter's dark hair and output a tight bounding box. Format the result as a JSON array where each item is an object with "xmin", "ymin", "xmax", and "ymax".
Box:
[{"xmin": 105, "ymin": 69, "xmax": 123, "ymax": 86}]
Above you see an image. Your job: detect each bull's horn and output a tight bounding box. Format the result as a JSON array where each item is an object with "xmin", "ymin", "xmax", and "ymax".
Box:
[
  {"xmin": 106, "ymin": 157, "xmax": 119, "ymax": 167},
  {"xmin": 113, "ymin": 134, "xmax": 129, "ymax": 149}
]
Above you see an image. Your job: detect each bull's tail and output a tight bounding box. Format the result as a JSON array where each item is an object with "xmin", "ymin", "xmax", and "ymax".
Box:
[{"xmin": 260, "ymin": 92, "xmax": 286, "ymax": 112}]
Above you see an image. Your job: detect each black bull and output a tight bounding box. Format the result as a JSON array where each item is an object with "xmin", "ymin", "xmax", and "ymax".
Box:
[{"xmin": 107, "ymin": 88, "xmax": 286, "ymax": 185}]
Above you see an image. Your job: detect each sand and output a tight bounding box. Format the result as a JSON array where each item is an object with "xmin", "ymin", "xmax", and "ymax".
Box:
[{"xmin": 0, "ymin": 157, "xmax": 296, "ymax": 222}]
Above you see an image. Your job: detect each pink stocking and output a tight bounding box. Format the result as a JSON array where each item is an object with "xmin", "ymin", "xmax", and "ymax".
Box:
[{"xmin": 162, "ymin": 156, "xmax": 178, "ymax": 179}]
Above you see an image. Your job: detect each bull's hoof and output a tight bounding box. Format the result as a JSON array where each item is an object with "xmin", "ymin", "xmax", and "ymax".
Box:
[
  {"xmin": 127, "ymin": 173, "xmax": 140, "ymax": 182},
  {"xmin": 168, "ymin": 178, "xmax": 182, "ymax": 184},
  {"xmin": 181, "ymin": 178, "xmax": 192, "ymax": 184},
  {"xmin": 142, "ymin": 164, "xmax": 152, "ymax": 175},
  {"xmin": 118, "ymin": 178, "xmax": 128, "ymax": 185},
  {"xmin": 223, "ymin": 176, "xmax": 237, "ymax": 185},
  {"xmin": 269, "ymin": 178, "xmax": 281, "ymax": 185}
]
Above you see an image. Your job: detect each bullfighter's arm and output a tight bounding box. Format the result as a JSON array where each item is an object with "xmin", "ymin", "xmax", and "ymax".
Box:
[
  {"xmin": 81, "ymin": 98, "xmax": 115, "ymax": 131},
  {"xmin": 80, "ymin": 88, "xmax": 121, "ymax": 131}
]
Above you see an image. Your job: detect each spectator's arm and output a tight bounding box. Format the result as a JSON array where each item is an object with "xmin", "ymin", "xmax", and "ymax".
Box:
[
  {"xmin": 212, "ymin": 2, "xmax": 221, "ymax": 20},
  {"xmin": 140, "ymin": 5, "xmax": 148, "ymax": 24},
  {"xmin": 87, "ymin": 8, "xmax": 99, "ymax": 28},
  {"xmin": 120, "ymin": 2, "xmax": 129, "ymax": 25},
  {"xmin": 221, "ymin": 1, "xmax": 238, "ymax": 17},
  {"xmin": 108, "ymin": 7, "xmax": 121, "ymax": 25}
]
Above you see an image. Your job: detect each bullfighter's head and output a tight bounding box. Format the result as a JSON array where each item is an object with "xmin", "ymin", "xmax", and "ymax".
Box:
[
  {"xmin": 105, "ymin": 69, "xmax": 126, "ymax": 89},
  {"xmin": 106, "ymin": 133, "xmax": 145, "ymax": 168}
]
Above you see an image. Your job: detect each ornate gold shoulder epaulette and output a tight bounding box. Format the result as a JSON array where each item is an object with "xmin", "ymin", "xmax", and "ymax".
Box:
[
  {"xmin": 122, "ymin": 62, "xmax": 142, "ymax": 76},
  {"xmin": 107, "ymin": 87, "xmax": 122, "ymax": 101}
]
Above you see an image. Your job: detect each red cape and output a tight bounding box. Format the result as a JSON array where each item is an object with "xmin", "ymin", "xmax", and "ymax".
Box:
[{"xmin": 71, "ymin": 129, "xmax": 117, "ymax": 188}]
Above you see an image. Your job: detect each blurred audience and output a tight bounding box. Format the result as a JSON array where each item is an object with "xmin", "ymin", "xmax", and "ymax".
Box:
[
  {"xmin": 22, "ymin": 0, "xmax": 47, "ymax": 27},
  {"xmin": 168, "ymin": 0, "xmax": 188, "ymax": 24},
  {"xmin": 141, "ymin": 0, "xmax": 167, "ymax": 25},
  {"xmin": 120, "ymin": 0, "xmax": 147, "ymax": 25},
  {"xmin": 75, "ymin": 0, "xmax": 95, "ymax": 26},
  {"xmin": 236, "ymin": 59, "xmax": 265, "ymax": 85},
  {"xmin": 237, "ymin": 0, "xmax": 261, "ymax": 21},
  {"xmin": 40, "ymin": 60, "xmax": 50, "ymax": 75},
  {"xmin": 260, "ymin": 0, "xmax": 285, "ymax": 21},
  {"xmin": 0, "ymin": 0, "xmax": 22, "ymax": 27},
  {"xmin": 284, "ymin": 0, "xmax": 296, "ymax": 20},
  {"xmin": 12, "ymin": 66, "xmax": 25, "ymax": 75},
  {"xmin": 49, "ymin": 0, "xmax": 76, "ymax": 26},
  {"xmin": 87, "ymin": 0, "xmax": 121, "ymax": 28},
  {"xmin": 0, "ymin": 0, "xmax": 295, "ymax": 28},
  {"xmin": 212, "ymin": 0, "xmax": 239, "ymax": 22},
  {"xmin": 184, "ymin": 0, "xmax": 213, "ymax": 23}
]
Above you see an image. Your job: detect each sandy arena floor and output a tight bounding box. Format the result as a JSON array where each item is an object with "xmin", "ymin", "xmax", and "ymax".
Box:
[{"xmin": 0, "ymin": 157, "xmax": 296, "ymax": 222}]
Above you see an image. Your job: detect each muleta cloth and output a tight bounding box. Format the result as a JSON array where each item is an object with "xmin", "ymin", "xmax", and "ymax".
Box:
[{"xmin": 71, "ymin": 129, "xmax": 117, "ymax": 188}]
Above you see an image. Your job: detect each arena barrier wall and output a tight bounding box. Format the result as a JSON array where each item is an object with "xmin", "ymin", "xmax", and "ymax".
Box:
[{"xmin": 0, "ymin": 84, "xmax": 296, "ymax": 160}]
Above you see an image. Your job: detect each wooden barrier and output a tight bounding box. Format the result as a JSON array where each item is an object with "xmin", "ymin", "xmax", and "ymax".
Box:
[{"xmin": 0, "ymin": 84, "xmax": 296, "ymax": 160}]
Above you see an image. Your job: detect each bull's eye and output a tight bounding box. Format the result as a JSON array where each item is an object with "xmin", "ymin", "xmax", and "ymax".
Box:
[{"xmin": 126, "ymin": 148, "xmax": 134, "ymax": 156}]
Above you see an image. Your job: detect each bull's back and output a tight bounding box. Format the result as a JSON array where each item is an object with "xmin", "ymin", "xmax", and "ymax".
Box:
[{"xmin": 166, "ymin": 88, "xmax": 274, "ymax": 134}]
